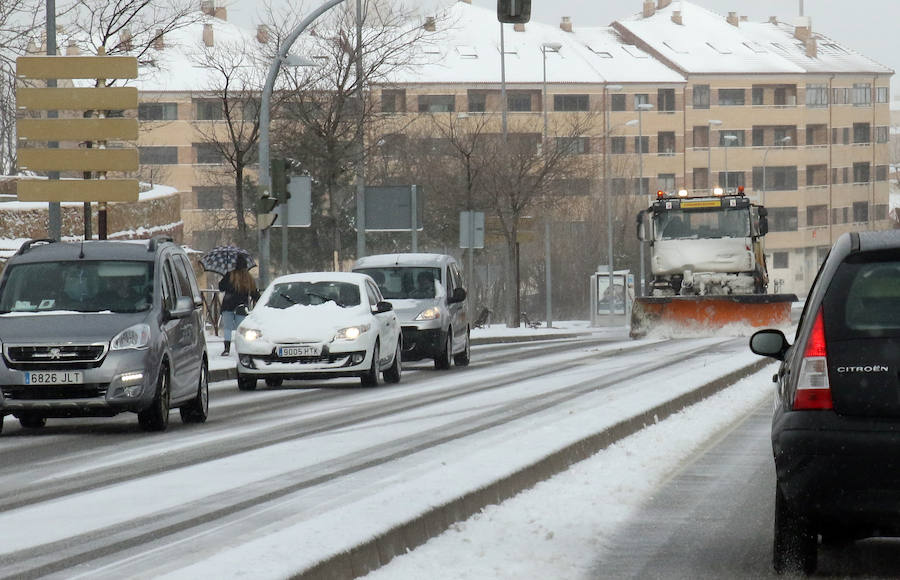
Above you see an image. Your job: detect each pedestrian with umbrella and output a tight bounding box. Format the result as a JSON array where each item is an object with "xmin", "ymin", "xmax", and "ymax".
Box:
[{"xmin": 201, "ymin": 247, "xmax": 260, "ymax": 356}]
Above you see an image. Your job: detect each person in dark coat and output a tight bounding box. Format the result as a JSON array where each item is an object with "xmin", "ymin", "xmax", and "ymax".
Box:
[{"xmin": 219, "ymin": 255, "xmax": 260, "ymax": 356}]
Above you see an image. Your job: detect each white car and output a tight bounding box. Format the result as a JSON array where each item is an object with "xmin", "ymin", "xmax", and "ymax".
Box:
[{"xmin": 234, "ymin": 272, "xmax": 401, "ymax": 389}]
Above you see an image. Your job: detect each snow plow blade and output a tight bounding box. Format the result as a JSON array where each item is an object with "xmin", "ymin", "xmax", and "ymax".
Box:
[{"xmin": 630, "ymin": 294, "xmax": 797, "ymax": 339}]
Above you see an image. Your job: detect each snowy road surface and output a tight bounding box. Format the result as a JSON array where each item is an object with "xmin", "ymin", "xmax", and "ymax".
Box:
[{"xmin": 0, "ymin": 328, "xmax": 775, "ymax": 578}]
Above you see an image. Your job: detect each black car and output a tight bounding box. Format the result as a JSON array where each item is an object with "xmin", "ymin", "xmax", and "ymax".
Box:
[{"xmin": 750, "ymin": 229, "xmax": 900, "ymax": 574}]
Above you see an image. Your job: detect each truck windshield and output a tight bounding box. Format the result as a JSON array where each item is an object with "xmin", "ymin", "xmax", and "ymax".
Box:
[
  {"xmin": 655, "ymin": 207, "xmax": 750, "ymax": 240},
  {"xmin": 0, "ymin": 261, "xmax": 153, "ymax": 313}
]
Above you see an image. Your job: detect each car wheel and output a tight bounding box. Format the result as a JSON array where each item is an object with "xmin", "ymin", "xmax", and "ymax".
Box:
[
  {"xmin": 434, "ymin": 329, "xmax": 452, "ymax": 370},
  {"xmin": 180, "ymin": 361, "xmax": 209, "ymax": 424},
  {"xmin": 265, "ymin": 377, "xmax": 283, "ymax": 387},
  {"xmin": 361, "ymin": 342, "xmax": 381, "ymax": 387},
  {"xmin": 138, "ymin": 366, "xmax": 171, "ymax": 432},
  {"xmin": 237, "ymin": 375, "xmax": 258, "ymax": 391},
  {"xmin": 453, "ymin": 329, "xmax": 471, "ymax": 367},
  {"xmin": 18, "ymin": 413, "xmax": 47, "ymax": 429},
  {"xmin": 383, "ymin": 340, "xmax": 402, "ymax": 383},
  {"xmin": 773, "ymin": 485, "xmax": 817, "ymax": 575}
]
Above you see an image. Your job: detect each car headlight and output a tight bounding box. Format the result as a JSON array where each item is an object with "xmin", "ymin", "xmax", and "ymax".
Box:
[
  {"xmin": 335, "ymin": 324, "xmax": 370, "ymax": 340},
  {"xmin": 111, "ymin": 323, "xmax": 151, "ymax": 350},
  {"xmin": 415, "ymin": 307, "xmax": 441, "ymax": 321},
  {"xmin": 239, "ymin": 327, "xmax": 263, "ymax": 342}
]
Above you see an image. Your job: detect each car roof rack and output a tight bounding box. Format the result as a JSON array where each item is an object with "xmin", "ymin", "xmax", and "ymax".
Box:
[
  {"xmin": 15, "ymin": 238, "xmax": 55, "ymax": 256},
  {"xmin": 148, "ymin": 235, "xmax": 174, "ymax": 253}
]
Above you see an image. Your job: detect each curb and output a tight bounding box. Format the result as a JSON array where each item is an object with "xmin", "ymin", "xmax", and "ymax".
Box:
[
  {"xmin": 208, "ymin": 332, "xmax": 591, "ymax": 383},
  {"xmin": 290, "ymin": 357, "xmax": 771, "ymax": 580}
]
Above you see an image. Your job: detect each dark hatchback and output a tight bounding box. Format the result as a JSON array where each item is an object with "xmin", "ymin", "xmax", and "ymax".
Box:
[{"xmin": 751, "ymin": 229, "xmax": 900, "ymax": 575}]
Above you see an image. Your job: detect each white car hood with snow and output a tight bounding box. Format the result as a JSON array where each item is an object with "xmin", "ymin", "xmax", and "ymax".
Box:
[{"xmin": 244, "ymin": 302, "xmax": 369, "ymax": 343}]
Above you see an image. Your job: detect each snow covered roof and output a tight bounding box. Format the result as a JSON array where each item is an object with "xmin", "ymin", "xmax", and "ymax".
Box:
[
  {"xmin": 615, "ymin": 2, "xmax": 893, "ymax": 76},
  {"xmin": 388, "ymin": 2, "xmax": 684, "ymax": 86}
]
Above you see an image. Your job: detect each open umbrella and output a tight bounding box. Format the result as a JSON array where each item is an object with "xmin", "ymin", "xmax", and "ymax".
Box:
[{"xmin": 200, "ymin": 246, "xmax": 257, "ymax": 276}]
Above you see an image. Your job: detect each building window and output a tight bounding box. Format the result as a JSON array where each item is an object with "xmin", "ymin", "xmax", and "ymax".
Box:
[
  {"xmin": 195, "ymin": 99, "xmax": 223, "ymax": 120},
  {"xmin": 753, "ymin": 166, "xmax": 797, "ymax": 191},
  {"xmin": 381, "ymin": 89, "xmax": 406, "ymax": 113},
  {"xmin": 876, "ymin": 165, "xmax": 889, "ymax": 181},
  {"xmin": 657, "ymin": 89, "xmax": 675, "ymax": 112},
  {"xmin": 693, "ymin": 126, "xmax": 709, "ymax": 148},
  {"xmin": 832, "ymin": 87, "xmax": 850, "ymax": 105},
  {"xmin": 853, "ymin": 162, "xmax": 870, "ymax": 183},
  {"xmin": 553, "ymin": 178, "xmax": 591, "ymax": 196},
  {"xmin": 139, "ymin": 146, "xmax": 178, "ymax": 165},
  {"xmin": 377, "ymin": 133, "xmax": 408, "ymax": 158},
  {"xmin": 752, "ymin": 87, "xmax": 764, "ymax": 106},
  {"xmin": 657, "ymin": 173, "xmax": 675, "ymax": 193},
  {"xmin": 634, "ymin": 94, "xmax": 649, "ymax": 108},
  {"xmin": 611, "ymin": 178, "xmax": 627, "ymax": 195},
  {"xmin": 719, "ymin": 171, "xmax": 744, "ymax": 191},
  {"xmin": 610, "ymin": 136, "xmax": 626, "ymax": 154},
  {"xmin": 876, "ymin": 86, "xmax": 889, "ymax": 103},
  {"xmin": 770, "ymin": 207, "xmax": 798, "ymax": 232},
  {"xmin": 806, "ymin": 124, "xmax": 827, "ymax": 146},
  {"xmin": 875, "ymin": 126, "xmax": 889, "ymax": 143},
  {"xmin": 611, "ymin": 94, "xmax": 626, "ymax": 111},
  {"xmin": 720, "ymin": 130, "xmax": 744, "ymax": 147},
  {"xmin": 194, "ymin": 186, "xmax": 224, "ymax": 209},
  {"xmin": 633, "ymin": 177, "xmax": 650, "ymax": 196},
  {"xmin": 807, "ymin": 204, "xmax": 828, "ymax": 227},
  {"xmin": 418, "ymin": 95, "xmax": 455, "ymax": 113},
  {"xmin": 556, "ymin": 137, "xmax": 589, "ymax": 155},
  {"xmin": 658, "ymin": 132, "xmax": 675, "ymax": 155},
  {"xmin": 752, "ymin": 127, "xmax": 764, "ymax": 147},
  {"xmin": 718, "ymin": 89, "xmax": 745, "ymax": 106},
  {"xmin": 692, "ymin": 85, "xmax": 709, "ymax": 109},
  {"xmin": 774, "ymin": 126, "xmax": 791, "ymax": 144},
  {"xmin": 693, "ymin": 168, "xmax": 709, "ymax": 190},
  {"xmin": 853, "ymin": 201, "xmax": 869, "ymax": 222},
  {"xmin": 853, "ymin": 123, "xmax": 870, "ymax": 144},
  {"xmin": 852, "ymin": 83, "xmax": 872, "ymax": 106},
  {"xmin": 554, "ymin": 94, "xmax": 589, "ymax": 112},
  {"xmin": 806, "ymin": 165, "xmax": 827, "ymax": 186},
  {"xmin": 634, "ymin": 136, "xmax": 649, "ymax": 154},
  {"xmin": 508, "ymin": 92, "xmax": 532, "ymax": 112},
  {"xmin": 806, "ymin": 84, "xmax": 828, "ymax": 108},
  {"xmin": 138, "ymin": 102, "xmax": 177, "ymax": 120},
  {"xmin": 773, "ymin": 252, "xmax": 788, "ymax": 269},
  {"xmin": 467, "ymin": 90, "xmax": 487, "ymax": 112},
  {"xmin": 195, "ymin": 143, "xmax": 223, "ymax": 164}
]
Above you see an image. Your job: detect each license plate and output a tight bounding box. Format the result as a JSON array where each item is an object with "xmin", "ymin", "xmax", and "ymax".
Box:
[
  {"xmin": 277, "ymin": 345, "xmax": 321, "ymax": 358},
  {"xmin": 25, "ymin": 371, "xmax": 83, "ymax": 385}
]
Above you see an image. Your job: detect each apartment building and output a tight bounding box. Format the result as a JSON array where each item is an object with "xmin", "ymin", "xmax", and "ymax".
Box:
[{"xmin": 130, "ymin": 0, "xmax": 892, "ymax": 296}]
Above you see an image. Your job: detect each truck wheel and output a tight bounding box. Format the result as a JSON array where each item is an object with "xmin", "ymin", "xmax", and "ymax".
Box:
[
  {"xmin": 434, "ymin": 330, "xmax": 452, "ymax": 370},
  {"xmin": 138, "ymin": 366, "xmax": 170, "ymax": 432},
  {"xmin": 773, "ymin": 485, "xmax": 817, "ymax": 575},
  {"xmin": 180, "ymin": 362, "xmax": 209, "ymax": 424}
]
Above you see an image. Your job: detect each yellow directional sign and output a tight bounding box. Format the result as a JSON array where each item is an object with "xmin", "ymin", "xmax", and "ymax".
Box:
[
  {"xmin": 17, "ymin": 179, "xmax": 139, "ymax": 202},
  {"xmin": 15, "ymin": 55, "xmax": 139, "ymax": 203}
]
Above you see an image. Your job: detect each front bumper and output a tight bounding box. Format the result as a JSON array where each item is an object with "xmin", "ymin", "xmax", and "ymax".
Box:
[
  {"xmin": 237, "ymin": 345, "xmax": 372, "ymax": 380},
  {"xmin": 400, "ymin": 325, "xmax": 446, "ymax": 361},
  {"xmin": 0, "ymin": 348, "xmax": 157, "ymax": 417}
]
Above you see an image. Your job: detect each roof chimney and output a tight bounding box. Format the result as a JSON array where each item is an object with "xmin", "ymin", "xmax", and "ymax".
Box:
[
  {"xmin": 657, "ymin": 0, "xmax": 672, "ymax": 8},
  {"xmin": 513, "ymin": 22, "xmax": 525, "ymax": 32},
  {"xmin": 805, "ymin": 37, "xmax": 817, "ymax": 58},
  {"xmin": 740, "ymin": 15, "xmax": 748, "ymax": 22},
  {"xmin": 424, "ymin": 16, "xmax": 436, "ymax": 32},
  {"xmin": 726, "ymin": 11, "xmax": 739, "ymax": 26},
  {"xmin": 119, "ymin": 28, "xmax": 133, "ymax": 51},
  {"xmin": 794, "ymin": 16, "xmax": 811, "ymax": 41},
  {"xmin": 256, "ymin": 24, "xmax": 269, "ymax": 44},
  {"xmin": 769, "ymin": 16, "xmax": 778, "ymax": 24},
  {"xmin": 643, "ymin": 1, "xmax": 656, "ymax": 18},
  {"xmin": 214, "ymin": 6, "xmax": 227, "ymax": 20},
  {"xmin": 66, "ymin": 40, "xmax": 80, "ymax": 56},
  {"xmin": 200, "ymin": 0, "xmax": 214, "ymax": 16},
  {"xmin": 202, "ymin": 23, "xmax": 214, "ymax": 47},
  {"xmin": 458, "ymin": 0, "xmax": 471, "ymax": 3},
  {"xmin": 152, "ymin": 28, "xmax": 165, "ymax": 50},
  {"xmin": 671, "ymin": 10, "xmax": 682, "ymax": 25},
  {"xmin": 560, "ymin": 16, "xmax": 572, "ymax": 32}
]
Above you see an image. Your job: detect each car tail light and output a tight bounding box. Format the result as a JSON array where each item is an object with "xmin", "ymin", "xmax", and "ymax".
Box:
[{"xmin": 793, "ymin": 306, "xmax": 833, "ymax": 410}]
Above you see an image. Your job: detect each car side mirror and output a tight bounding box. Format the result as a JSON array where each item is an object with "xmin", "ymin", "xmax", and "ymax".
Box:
[
  {"xmin": 636, "ymin": 210, "xmax": 647, "ymax": 242},
  {"xmin": 749, "ymin": 329, "xmax": 789, "ymax": 361},
  {"xmin": 166, "ymin": 296, "xmax": 194, "ymax": 320},
  {"xmin": 449, "ymin": 287, "xmax": 467, "ymax": 304},
  {"xmin": 374, "ymin": 300, "xmax": 393, "ymax": 313}
]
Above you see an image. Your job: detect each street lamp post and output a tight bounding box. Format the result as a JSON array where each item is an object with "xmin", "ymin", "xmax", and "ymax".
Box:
[
  {"xmin": 762, "ymin": 135, "xmax": 791, "ymax": 205},
  {"xmin": 707, "ymin": 119, "xmax": 722, "ymax": 193},
  {"xmin": 636, "ymin": 102, "xmax": 653, "ymax": 297},
  {"xmin": 603, "ymin": 83, "xmax": 623, "ymax": 323},
  {"xmin": 723, "ymin": 134, "xmax": 738, "ymax": 192},
  {"xmin": 541, "ymin": 42, "xmax": 561, "ymax": 328}
]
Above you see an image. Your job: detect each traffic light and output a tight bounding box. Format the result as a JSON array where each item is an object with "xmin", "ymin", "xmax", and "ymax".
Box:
[
  {"xmin": 270, "ymin": 158, "xmax": 292, "ymax": 204},
  {"xmin": 256, "ymin": 194, "xmax": 278, "ymax": 230},
  {"xmin": 497, "ymin": 0, "xmax": 530, "ymax": 23}
]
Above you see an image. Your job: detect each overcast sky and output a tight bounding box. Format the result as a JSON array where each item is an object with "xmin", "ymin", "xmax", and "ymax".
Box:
[{"xmin": 229, "ymin": 0, "xmax": 898, "ymax": 93}]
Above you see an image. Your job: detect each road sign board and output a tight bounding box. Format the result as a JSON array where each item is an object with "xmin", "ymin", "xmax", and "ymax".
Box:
[
  {"xmin": 16, "ymin": 87, "xmax": 138, "ymax": 111},
  {"xmin": 273, "ymin": 175, "xmax": 312, "ymax": 227},
  {"xmin": 19, "ymin": 148, "xmax": 138, "ymax": 172},
  {"xmin": 16, "ymin": 56, "xmax": 138, "ymax": 79},
  {"xmin": 17, "ymin": 179, "xmax": 139, "ymax": 202},
  {"xmin": 18, "ymin": 118, "xmax": 138, "ymax": 141},
  {"xmin": 459, "ymin": 211, "xmax": 485, "ymax": 248},
  {"xmin": 365, "ymin": 185, "xmax": 423, "ymax": 231}
]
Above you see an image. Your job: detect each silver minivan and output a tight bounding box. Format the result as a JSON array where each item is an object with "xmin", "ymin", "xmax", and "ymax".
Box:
[
  {"xmin": 353, "ymin": 253, "xmax": 470, "ymax": 369},
  {"xmin": 0, "ymin": 237, "xmax": 208, "ymax": 433}
]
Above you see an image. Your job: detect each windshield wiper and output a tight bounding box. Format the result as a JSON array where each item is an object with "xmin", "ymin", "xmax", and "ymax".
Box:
[
  {"xmin": 279, "ymin": 292, "xmax": 298, "ymax": 305},
  {"xmin": 306, "ymin": 291, "xmax": 333, "ymax": 304}
]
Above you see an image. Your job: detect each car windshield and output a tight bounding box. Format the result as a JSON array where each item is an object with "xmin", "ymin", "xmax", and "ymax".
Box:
[
  {"xmin": 265, "ymin": 280, "xmax": 361, "ymax": 309},
  {"xmin": 355, "ymin": 267, "xmax": 442, "ymax": 300},
  {"xmin": 655, "ymin": 207, "xmax": 750, "ymax": 240},
  {"xmin": 0, "ymin": 260, "xmax": 153, "ymax": 314}
]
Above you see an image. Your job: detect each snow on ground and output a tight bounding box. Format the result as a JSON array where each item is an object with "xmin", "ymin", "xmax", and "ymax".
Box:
[{"xmin": 361, "ymin": 360, "xmax": 776, "ymax": 580}]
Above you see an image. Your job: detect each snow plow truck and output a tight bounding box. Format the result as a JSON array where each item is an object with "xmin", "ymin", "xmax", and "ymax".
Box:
[{"xmin": 630, "ymin": 188, "xmax": 797, "ymax": 338}]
